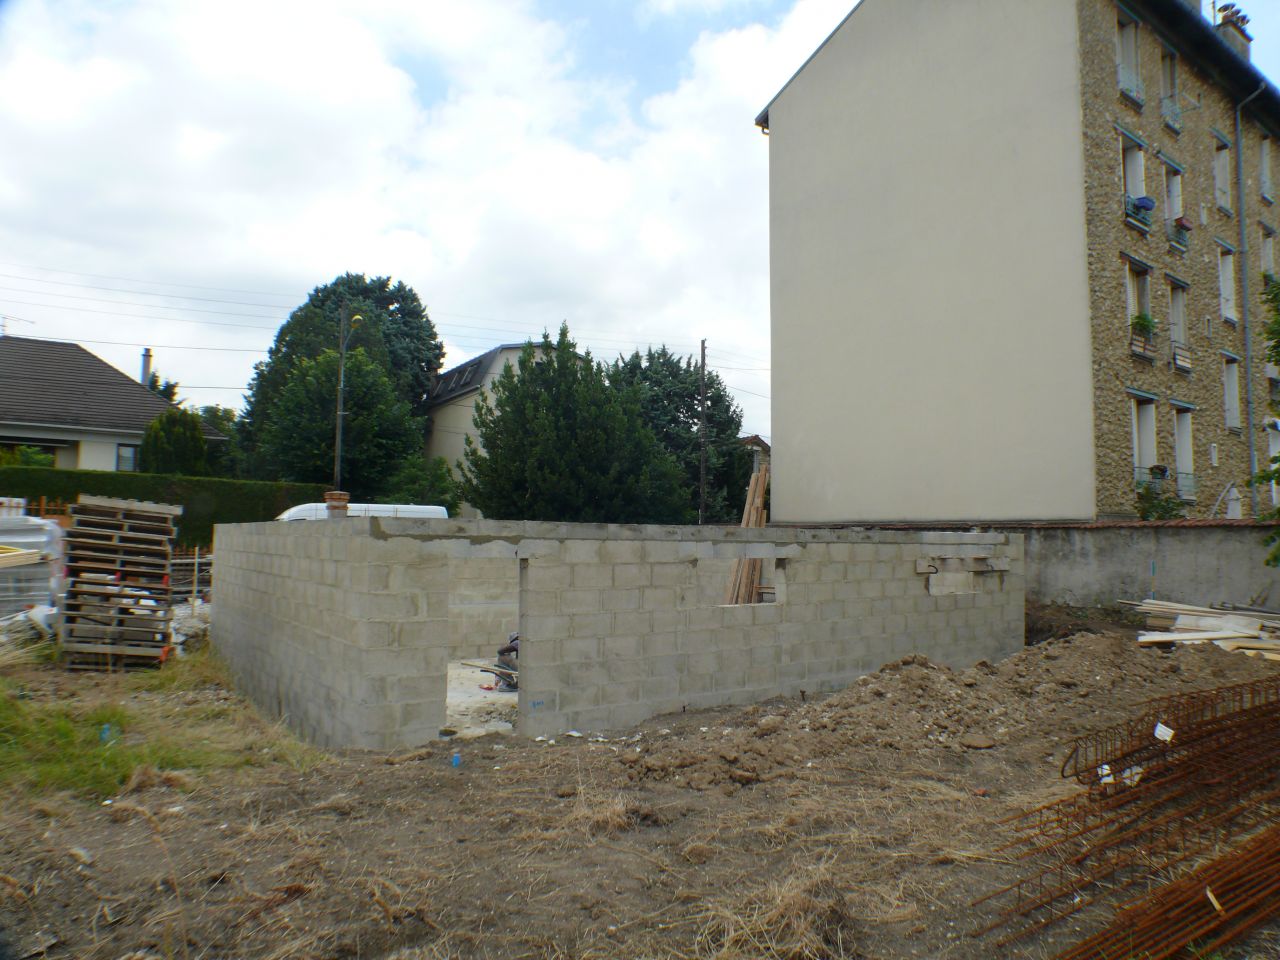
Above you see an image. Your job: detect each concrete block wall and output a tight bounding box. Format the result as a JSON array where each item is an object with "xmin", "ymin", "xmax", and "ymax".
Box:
[
  {"xmin": 515, "ymin": 530, "xmax": 1023, "ymax": 737},
  {"xmin": 213, "ymin": 520, "xmax": 451, "ymax": 750},
  {"xmin": 213, "ymin": 517, "xmax": 1023, "ymax": 748}
]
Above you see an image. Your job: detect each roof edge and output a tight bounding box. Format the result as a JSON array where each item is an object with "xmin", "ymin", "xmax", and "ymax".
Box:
[{"xmin": 755, "ymin": 1, "xmax": 864, "ymax": 130}]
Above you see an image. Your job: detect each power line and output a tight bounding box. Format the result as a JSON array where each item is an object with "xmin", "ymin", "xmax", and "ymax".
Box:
[
  {"xmin": 0, "ymin": 286, "xmax": 285, "ymax": 320},
  {"xmin": 0, "ymin": 260, "xmax": 299, "ymax": 299},
  {"xmin": 0, "ymin": 298, "xmax": 281, "ymax": 330},
  {"xmin": 7, "ymin": 334, "xmax": 268, "ymax": 353},
  {"xmin": 0, "ymin": 272, "xmax": 298, "ymax": 310}
]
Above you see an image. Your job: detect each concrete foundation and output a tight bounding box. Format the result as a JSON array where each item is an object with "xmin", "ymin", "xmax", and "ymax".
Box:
[{"xmin": 212, "ymin": 518, "xmax": 1024, "ymax": 749}]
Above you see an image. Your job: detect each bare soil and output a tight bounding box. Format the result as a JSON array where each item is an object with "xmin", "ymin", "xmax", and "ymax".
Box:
[{"xmin": 2, "ymin": 609, "xmax": 1279, "ymax": 960}]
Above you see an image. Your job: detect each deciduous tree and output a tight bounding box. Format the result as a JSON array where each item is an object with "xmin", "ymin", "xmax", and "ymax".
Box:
[
  {"xmin": 240, "ymin": 273, "xmax": 442, "ymax": 476},
  {"xmin": 258, "ymin": 349, "xmax": 420, "ymax": 500}
]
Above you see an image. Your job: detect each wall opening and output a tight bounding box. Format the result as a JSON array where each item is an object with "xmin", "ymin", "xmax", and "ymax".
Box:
[{"xmin": 443, "ymin": 557, "xmax": 521, "ymax": 737}]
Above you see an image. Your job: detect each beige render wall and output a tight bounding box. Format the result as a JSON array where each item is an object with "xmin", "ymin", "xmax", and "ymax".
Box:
[
  {"xmin": 1077, "ymin": 0, "xmax": 1277, "ymax": 518},
  {"xmin": 213, "ymin": 518, "xmax": 1023, "ymax": 748},
  {"xmin": 767, "ymin": 0, "xmax": 1096, "ymax": 522}
]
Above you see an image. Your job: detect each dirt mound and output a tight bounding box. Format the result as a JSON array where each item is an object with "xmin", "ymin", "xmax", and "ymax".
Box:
[{"xmin": 624, "ymin": 633, "xmax": 1277, "ymax": 792}]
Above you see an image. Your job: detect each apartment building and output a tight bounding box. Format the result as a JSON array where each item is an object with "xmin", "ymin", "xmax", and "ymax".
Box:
[{"xmin": 759, "ymin": 0, "xmax": 1280, "ymax": 522}]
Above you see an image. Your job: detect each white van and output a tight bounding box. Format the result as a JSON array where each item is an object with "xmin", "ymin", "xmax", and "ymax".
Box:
[{"xmin": 275, "ymin": 503, "xmax": 449, "ymax": 521}]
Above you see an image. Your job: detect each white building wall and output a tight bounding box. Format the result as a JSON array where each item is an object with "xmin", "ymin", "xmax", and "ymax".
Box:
[{"xmin": 767, "ymin": 0, "xmax": 1096, "ymax": 522}]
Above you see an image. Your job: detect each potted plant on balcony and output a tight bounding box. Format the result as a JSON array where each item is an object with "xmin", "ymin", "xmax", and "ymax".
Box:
[
  {"xmin": 1130, "ymin": 313, "xmax": 1156, "ymax": 339},
  {"xmin": 1174, "ymin": 215, "xmax": 1193, "ymax": 231}
]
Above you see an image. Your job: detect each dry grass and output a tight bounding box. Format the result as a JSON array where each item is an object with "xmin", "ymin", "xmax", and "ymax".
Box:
[{"xmin": 693, "ymin": 859, "xmax": 860, "ymax": 959}]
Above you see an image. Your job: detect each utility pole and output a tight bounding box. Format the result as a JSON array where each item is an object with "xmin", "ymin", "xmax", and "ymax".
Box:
[
  {"xmin": 333, "ymin": 307, "xmax": 361, "ymax": 490},
  {"xmin": 699, "ymin": 338, "xmax": 708, "ymax": 525}
]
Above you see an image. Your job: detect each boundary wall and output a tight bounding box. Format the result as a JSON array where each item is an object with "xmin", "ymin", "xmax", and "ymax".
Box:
[
  {"xmin": 1008, "ymin": 522, "xmax": 1279, "ymax": 609},
  {"xmin": 212, "ymin": 518, "xmax": 1023, "ymax": 748}
]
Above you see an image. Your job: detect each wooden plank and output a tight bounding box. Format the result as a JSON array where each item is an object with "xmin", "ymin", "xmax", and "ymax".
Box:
[
  {"xmin": 74, "ymin": 494, "xmax": 183, "ymax": 518},
  {"xmin": 60, "ymin": 641, "xmax": 170, "ymax": 657},
  {"xmin": 1138, "ymin": 630, "xmax": 1260, "ymax": 644}
]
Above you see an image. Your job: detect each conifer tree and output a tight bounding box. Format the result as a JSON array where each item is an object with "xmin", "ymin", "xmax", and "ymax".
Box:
[
  {"xmin": 139, "ymin": 408, "xmax": 208, "ymax": 476},
  {"xmin": 609, "ymin": 346, "xmax": 752, "ymax": 523},
  {"xmin": 460, "ymin": 325, "xmax": 689, "ymax": 523}
]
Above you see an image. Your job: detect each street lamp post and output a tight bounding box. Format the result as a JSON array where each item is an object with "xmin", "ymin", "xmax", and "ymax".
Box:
[{"xmin": 332, "ymin": 308, "xmax": 362, "ymax": 490}]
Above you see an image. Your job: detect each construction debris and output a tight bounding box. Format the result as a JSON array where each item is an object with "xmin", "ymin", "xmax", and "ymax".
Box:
[
  {"xmin": 58, "ymin": 495, "xmax": 183, "ymax": 671},
  {"xmin": 1125, "ymin": 598, "xmax": 1280, "ymax": 661},
  {"xmin": 973, "ymin": 676, "xmax": 1280, "ymax": 947}
]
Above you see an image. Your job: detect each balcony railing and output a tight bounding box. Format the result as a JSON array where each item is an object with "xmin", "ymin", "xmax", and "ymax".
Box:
[
  {"xmin": 1125, "ymin": 195, "xmax": 1153, "ymax": 227},
  {"xmin": 1176, "ymin": 472, "xmax": 1199, "ymax": 501},
  {"xmin": 1167, "ymin": 219, "xmax": 1189, "ymax": 248},
  {"xmin": 1161, "ymin": 95, "xmax": 1182, "ymax": 129},
  {"xmin": 1134, "ymin": 466, "xmax": 1170, "ymax": 491},
  {"xmin": 1118, "ymin": 64, "xmax": 1144, "ymax": 103},
  {"xmin": 1130, "ymin": 332, "xmax": 1158, "ymax": 361},
  {"xmin": 1172, "ymin": 340, "xmax": 1192, "ymax": 372}
]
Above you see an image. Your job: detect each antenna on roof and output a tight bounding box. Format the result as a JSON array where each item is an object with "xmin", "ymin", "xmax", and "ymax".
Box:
[{"xmin": 0, "ymin": 314, "xmax": 34, "ymax": 337}]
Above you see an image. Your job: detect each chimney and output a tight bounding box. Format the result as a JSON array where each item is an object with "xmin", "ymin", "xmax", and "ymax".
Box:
[
  {"xmin": 1216, "ymin": 4, "xmax": 1253, "ymax": 61},
  {"xmin": 141, "ymin": 347, "xmax": 153, "ymax": 383}
]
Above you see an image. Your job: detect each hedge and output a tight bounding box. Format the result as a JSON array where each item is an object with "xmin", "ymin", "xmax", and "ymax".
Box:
[{"xmin": 0, "ymin": 467, "xmax": 327, "ymax": 547}]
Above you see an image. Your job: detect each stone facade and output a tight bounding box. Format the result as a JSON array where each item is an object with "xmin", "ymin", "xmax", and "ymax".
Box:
[{"xmin": 1078, "ymin": 0, "xmax": 1277, "ymax": 518}]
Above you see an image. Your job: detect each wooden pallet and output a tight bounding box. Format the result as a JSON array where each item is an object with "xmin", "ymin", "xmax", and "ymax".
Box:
[{"xmin": 59, "ymin": 495, "xmax": 181, "ymax": 671}]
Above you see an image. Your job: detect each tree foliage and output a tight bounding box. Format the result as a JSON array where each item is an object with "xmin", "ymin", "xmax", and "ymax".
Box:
[
  {"xmin": 1258, "ymin": 274, "xmax": 1280, "ymax": 564},
  {"xmin": 1134, "ymin": 482, "xmax": 1185, "ymax": 521},
  {"xmin": 608, "ymin": 346, "xmax": 752, "ymax": 523},
  {"xmin": 140, "ymin": 408, "xmax": 208, "ymax": 476},
  {"xmin": 258, "ymin": 349, "xmax": 421, "ymax": 501},
  {"xmin": 380, "ymin": 455, "xmax": 460, "ymax": 515},
  {"xmin": 146, "ymin": 371, "xmax": 179, "ymax": 402},
  {"xmin": 459, "ymin": 325, "xmax": 689, "ymax": 523},
  {"xmin": 198, "ymin": 405, "xmax": 242, "ymax": 478},
  {"xmin": 239, "ymin": 273, "xmax": 442, "ymax": 480},
  {"xmin": 0, "ymin": 445, "xmax": 54, "ymax": 468}
]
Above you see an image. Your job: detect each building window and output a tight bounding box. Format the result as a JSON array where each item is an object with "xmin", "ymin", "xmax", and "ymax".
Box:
[
  {"xmin": 1126, "ymin": 259, "xmax": 1151, "ymax": 321},
  {"xmin": 1169, "ymin": 279, "xmax": 1190, "ymax": 370},
  {"xmin": 1165, "ymin": 164, "xmax": 1186, "ymax": 245},
  {"xmin": 116, "ymin": 445, "xmax": 139, "ymax": 472},
  {"xmin": 1223, "ymin": 355, "xmax": 1242, "ymax": 430},
  {"xmin": 1122, "ymin": 135, "xmax": 1150, "ymax": 226},
  {"xmin": 1173, "ymin": 407, "xmax": 1196, "ymax": 500},
  {"xmin": 1263, "ymin": 139, "xmax": 1274, "ymax": 201},
  {"xmin": 1214, "ymin": 139, "xmax": 1232, "ymax": 211},
  {"xmin": 1160, "ymin": 49, "xmax": 1180, "ymax": 128},
  {"xmin": 1116, "ymin": 11, "xmax": 1143, "ymax": 102},
  {"xmin": 1132, "ymin": 395, "xmax": 1158, "ymax": 486},
  {"xmin": 1263, "ymin": 226, "xmax": 1275, "ymax": 277},
  {"xmin": 1218, "ymin": 246, "xmax": 1237, "ymax": 322},
  {"xmin": 1269, "ymin": 425, "xmax": 1280, "ymax": 506}
]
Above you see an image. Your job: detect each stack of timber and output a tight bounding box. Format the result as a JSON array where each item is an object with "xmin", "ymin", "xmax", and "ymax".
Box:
[
  {"xmin": 59, "ymin": 495, "xmax": 183, "ymax": 671},
  {"xmin": 0, "ymin": 545, "xmax": 41, "ymax": 569},
  {"xmin": 1127, "ymin": 598, "xmax": 1280, "ymax": 662},
  {"xmin": 724, "ymin": 459, "xmax": 770, "ymax": 605}
]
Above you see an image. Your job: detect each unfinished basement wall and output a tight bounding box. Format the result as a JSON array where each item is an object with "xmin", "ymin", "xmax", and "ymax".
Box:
[{"xmin": 212, "ymin": 519, "xmax": 1024, "ymax": 749}]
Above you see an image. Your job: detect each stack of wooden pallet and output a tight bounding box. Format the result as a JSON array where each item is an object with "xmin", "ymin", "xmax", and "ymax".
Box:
[
  {"xmin": 1126, "ymin": 598, "xmax": 1280, "ymax": 661},
  {"xmin": 59, "ymin": 495, "xmax": 183, "ymax": 671}
]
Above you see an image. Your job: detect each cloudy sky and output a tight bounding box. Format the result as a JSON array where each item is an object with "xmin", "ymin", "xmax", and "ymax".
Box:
[{"xmin": 1, "ymin": 0, "xmax": 1280, "ymax": 443}]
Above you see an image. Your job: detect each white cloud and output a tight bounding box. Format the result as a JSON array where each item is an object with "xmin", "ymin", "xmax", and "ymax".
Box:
[
  {"xmin": 639, "ymin": 0, "xmax": 764, "ymax": 19},
  {"xmin": 0, "ymin": 0, "xmax": 854, "ymax": 438}
]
